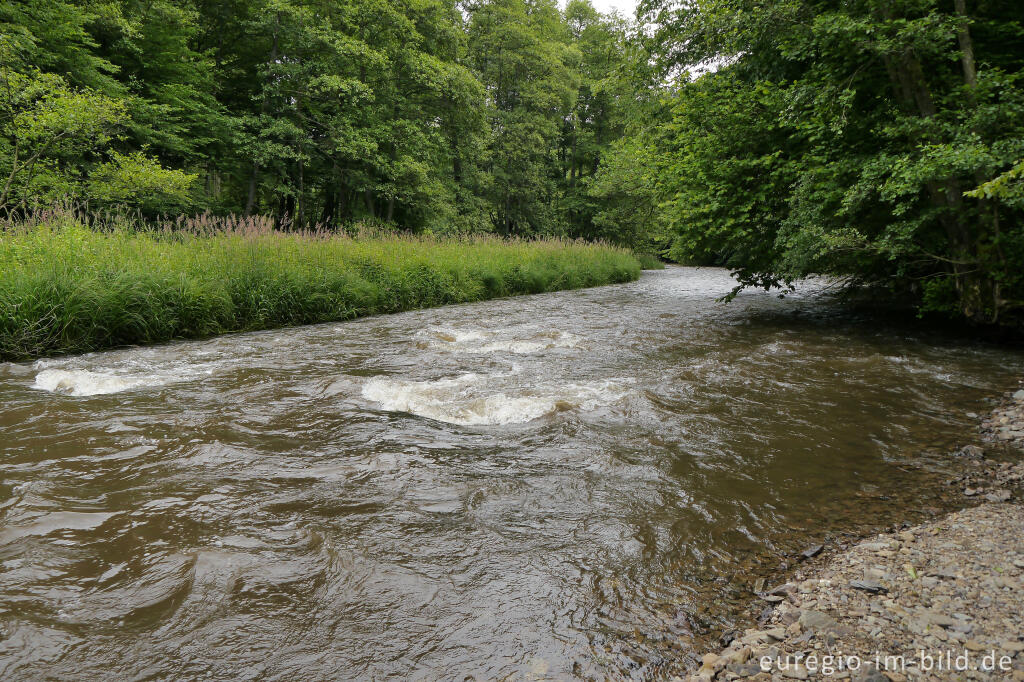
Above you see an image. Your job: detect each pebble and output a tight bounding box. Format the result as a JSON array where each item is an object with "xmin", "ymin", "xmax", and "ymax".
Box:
[
  {"xmin": 690, "ymin": 504, "xmax": 1024, "ymax": 681},
  {"xmin": 955, "ymin": 445, "xmax": 986, "ymax": 460},
  {"xmin": 800, "ymin": 544, "xmax": 823, "ymax": 560},
  {"xmin": 850, "ymin": 579, "xmax": 888, "ymax": 594},
  {"xmin": 980, "ymin": 389, "xmax": 1024, "ymax": 448}
]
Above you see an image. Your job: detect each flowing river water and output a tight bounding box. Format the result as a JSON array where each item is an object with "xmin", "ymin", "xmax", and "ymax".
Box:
[{"xmin": 2, "ymin": 267, "xmax": 1023, "ymax": 680}]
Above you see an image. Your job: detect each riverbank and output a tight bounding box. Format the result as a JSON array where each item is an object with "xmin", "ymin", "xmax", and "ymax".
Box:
[
  {"xmin": 0, "ymin": 220, "xmax": 640, "ymax": 361},
  {"xmin": 685, "ymin": 390, "xmax": 1024, "ymax": 681},
  {"xmin": 980, "ymin": 383, "xmax": 1024, "ymax": 446}
]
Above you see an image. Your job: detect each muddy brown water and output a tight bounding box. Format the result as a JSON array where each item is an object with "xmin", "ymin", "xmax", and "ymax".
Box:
[{"xmin": 1, "ymin": 267, "xmax": 1022, "ymax": 680}]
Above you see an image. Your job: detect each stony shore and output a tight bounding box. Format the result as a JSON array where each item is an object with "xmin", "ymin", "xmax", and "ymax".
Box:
[
  {"xmin": 683, "ymin": 388, "xmax": 1024, "ymax": 682},
  {"xmin": 980, "ymin": 386, "xmax": 1024, "ymax": 445}
]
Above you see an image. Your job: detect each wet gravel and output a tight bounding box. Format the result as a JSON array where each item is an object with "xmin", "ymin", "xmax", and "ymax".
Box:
[
  {"xmin": 981, "ymin": 383, "xmax": 1024, "ymax": 446},
  {"xmin": 684, "ymin": 391, "xmax": 1024, "ymax": 681},
  {"xmin": 686, "ymin": 504, "xmax": 1024, "ymax": 681}
]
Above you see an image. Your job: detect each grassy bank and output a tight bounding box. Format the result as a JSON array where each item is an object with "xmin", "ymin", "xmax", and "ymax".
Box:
[
  {"xmin": 0, "ymin": 217, "xmax": 640, "ymax": 361},
  {"xmin": 635, "ymin": 253, "xmax": 666, "ymax": 270}
]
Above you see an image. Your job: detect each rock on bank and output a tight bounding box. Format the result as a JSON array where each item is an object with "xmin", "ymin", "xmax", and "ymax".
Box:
[{"xmin": 686, "ymin": 503, "xmax": 1024, "ymax": 681}]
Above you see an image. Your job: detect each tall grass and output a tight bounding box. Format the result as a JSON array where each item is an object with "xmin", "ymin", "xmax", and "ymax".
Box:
[
  {"xmin": 0, "ymin": 212, "xmax": 641, "ymax": 361},
  {"xmin": 635, "ymin": 253, "xmax": 666, "ymax": 270}
]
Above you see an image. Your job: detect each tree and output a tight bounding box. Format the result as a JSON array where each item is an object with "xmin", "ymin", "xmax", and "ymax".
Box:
[
  {"xmin": 0, "ymin": 0, "xmax": 653, "ymax": 244},
  {"xmin": 0, "ymin": 2, "xmax": 201, "ymax": 215},
  {"xmin": 0, "ymin": 69, "xmax": 125, "ymax": 212},
  {"xmin": 642, "ymin": 0, "xmax": 1024, "ymax": 326},
  {"xmin": 468, "ymin": 0, "xmax": 579, "ymax": 235}
]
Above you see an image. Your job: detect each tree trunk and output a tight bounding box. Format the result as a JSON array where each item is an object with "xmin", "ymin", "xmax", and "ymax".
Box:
[
  {"xmin": 246, "ymin": 14, "xmax": 280, "ymax": 216},
  {"xmin": 952, "ymin": 0, "xmax": 1000, "ymax": 322},
  {"xmin": 297, "ymin": 159, "xmax": 305, "ymax": 229},
  {"xmin": 953, "ymin": 0, "xmax": 977, "ymax": 91},
  {"xmin": 878, "ymin": 28, "xmax": 986, "ymax": 320},
  {"xmin": 245, "ymin": 165, "xmax": 259, "ymax": 215},
  {"xmin": 364, "ymin": 189, "xmax": 376, "ymax": 218}
]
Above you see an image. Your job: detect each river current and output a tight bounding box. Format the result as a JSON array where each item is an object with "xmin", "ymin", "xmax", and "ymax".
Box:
[{"xmin": 1, "ymin": 267, "xmax": 1021, "ymax": 679}]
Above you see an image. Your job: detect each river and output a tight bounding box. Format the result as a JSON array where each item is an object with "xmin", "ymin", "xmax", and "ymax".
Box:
[{"xmin": 1, "ymin": 267, "xmax": 1022, "ymax": 679}]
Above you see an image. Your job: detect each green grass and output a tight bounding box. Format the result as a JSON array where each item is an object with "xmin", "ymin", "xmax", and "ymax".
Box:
[
  {"xmin": 635, "ymin": 253, "xmax": 666, "ymax": 270},
  {"xmin": 0, "ymin": 216, "xmax": 641, "ymax": 361}
]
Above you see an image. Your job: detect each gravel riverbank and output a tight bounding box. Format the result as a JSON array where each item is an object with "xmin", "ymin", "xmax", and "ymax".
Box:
[
  {"xmin": 981, "ymin": 385, "xmax": 1024, "ymax": 446},
  {"xmin": 683, "ymin": 389, "xmax": 1024, "ymax": 682}
]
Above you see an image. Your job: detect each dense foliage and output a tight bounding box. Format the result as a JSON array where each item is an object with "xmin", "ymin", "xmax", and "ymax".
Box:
[
  {"xmin": 637, "ymin": 0, "xmax": 1024, "ymax": 327},
  {"xmin": 0, "ymin": 0, "xmax": 652, "ymax": 246},
  {"xmin": 0, "ymin": 213, "xmax": 639, "ymax": 360},
  {"xmin": 4, "ymin": 0, "xmax": 1022, "ymax": 329}
]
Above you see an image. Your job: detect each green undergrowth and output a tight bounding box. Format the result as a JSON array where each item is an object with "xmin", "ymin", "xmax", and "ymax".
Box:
[
  {"xmin": 635, "ymin": 253, "xmax": 666, "ymax": 270},
  {"xmin": 0, "ymin": 219, "xmax": 640, "ymax": 361}
]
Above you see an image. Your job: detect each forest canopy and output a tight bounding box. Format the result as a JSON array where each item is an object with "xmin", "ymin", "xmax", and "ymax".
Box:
[
  {"xmin": 0, "ymin": 0, "xmax": 657, "ymax": 247},
  {"xmin": 2, "ymin": 0, "xmax": 1023, "ymax": 328}
]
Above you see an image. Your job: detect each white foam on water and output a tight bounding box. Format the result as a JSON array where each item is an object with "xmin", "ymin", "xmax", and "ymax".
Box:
[
  {"xmin": 32, "ymin": 368, "xmax": 168, "ymax": 396},
  {"xmin": 30, "ymin": 346, "xmax": 225, "ymax": 396},
  {"xmin": 361, "ymin": 373, "xmax": 631, "ymax": 426},
  {"xmin": 416, "ymin": 326, "xmax": 583, "ymax": 354}
]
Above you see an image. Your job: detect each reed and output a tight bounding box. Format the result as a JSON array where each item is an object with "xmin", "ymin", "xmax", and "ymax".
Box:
[{"xmin": 0, "ymin": 212, "xmax": 640, "ymax": 361}]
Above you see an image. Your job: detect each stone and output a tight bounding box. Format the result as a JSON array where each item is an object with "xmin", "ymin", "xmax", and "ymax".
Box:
[
  {"xmin": 954, "ymin": 445, "xmax": 985, "ymax": 460},
  {"xmin": 798, "ymin": 609, "xmax": 836, "ymax": 632},
  {"xmin": 929, "ymin": 565, "xmax": 959, "ymax": 579},
  {"xmin": 861, "ymin": 542, "xmax": 891, "ymax": 552},
  {"xmin": 907, "ymin": 617, "xmax": 931, "ymax": 636},
  {"xmin": 688, "ymin": 504, "xmax": 1024, "ymax": 682},
  {"xmin": 801, "ymin": 544, "xmax": 824, "ymax": 559},
  {"xmin": 702, "ymin": 652, "xmax": 721, "ymax": 669},
  {"xmin": 985, "ymin": 489, "xmax": 1011, "ymax": 502},
  {"xmin": 923, "ymin": 611, "xmax": 956, "ymax": 627},
  {"xmin": 768, "ymin": 583, "xmax": 797, "ymax": 596},
  {"xmin": 850, "ymin": 579, "xmax": 888, "ymax": 594},
  {"xmin": 724, "ymin": 662, "xmax": 759, "ymax": 677},
  {"xmin": 1012, "ymin": 389, "xmax": 1024, "ymax": 401},
  {"xmin": 740, "ymin": 631, "xmax": 769, "ymax": 646}
]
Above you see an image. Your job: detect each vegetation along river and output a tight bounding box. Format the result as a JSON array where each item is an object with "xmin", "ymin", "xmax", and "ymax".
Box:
[{"xmin": 1, "ymin": 267, "xmax": 1022, "ymax": 680}]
